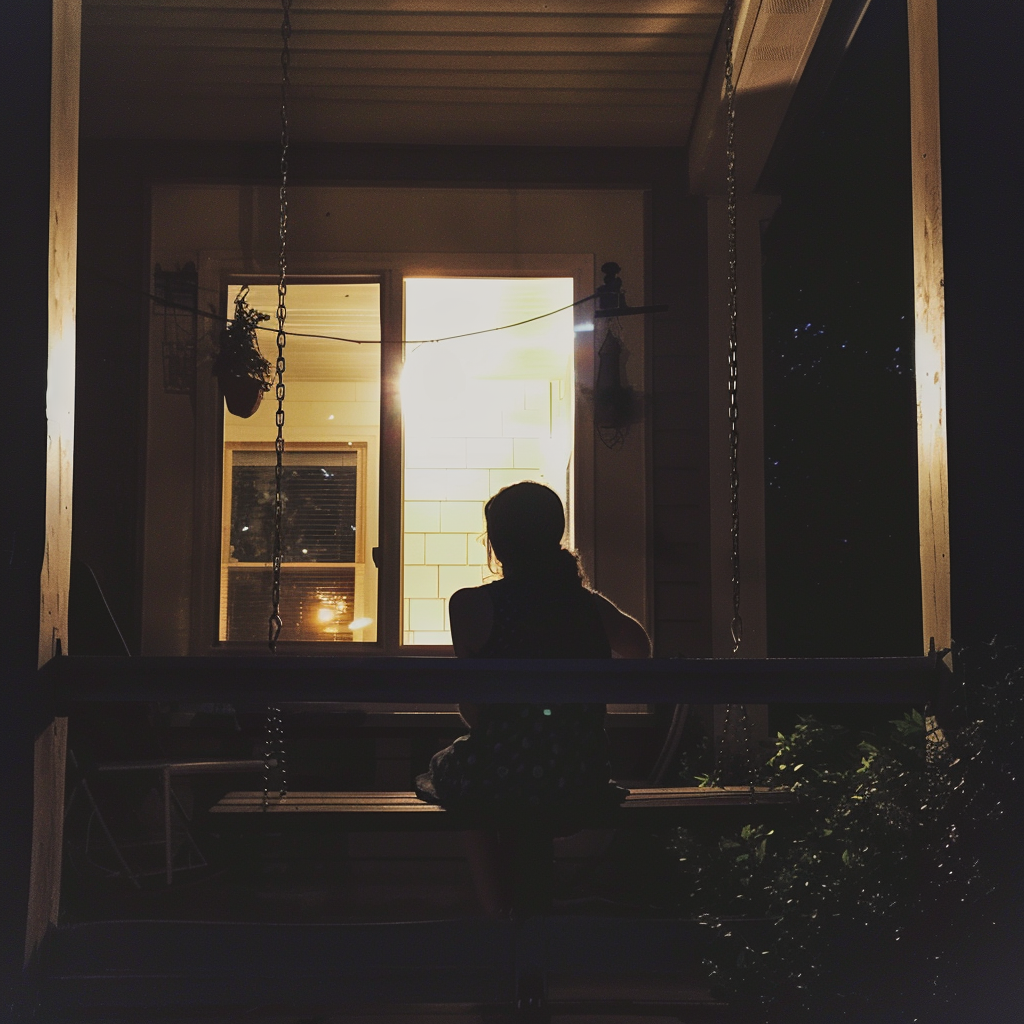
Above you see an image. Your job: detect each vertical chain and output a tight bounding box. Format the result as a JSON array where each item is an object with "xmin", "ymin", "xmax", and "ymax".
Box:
[
  {"xmin": 712, "ymin": 702, "xmax": 733, "ymax": 787},
  {"xmin": 738, "ymin": 702, "xmax": 754, "ymax": 788},
  {"xmin": 711, "ymin": 703, "xmax": 756, "ymax": 788},
  {"xmin": 262, "ymin": 706, "xmax": 287, "ymax": 809},
  {"xmin": 261, "ymin": 0, "xmax": 292, "ymax": 810},
  {"xmin": 724, "ymin": 0, "xmax": 742, "ymax": 653},
  {"xmin": 269, "ymin": 0, "xmax": 291, "ymax": 652}
]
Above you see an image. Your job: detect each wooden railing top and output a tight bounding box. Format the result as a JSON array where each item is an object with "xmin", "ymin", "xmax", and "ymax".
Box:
[{"xmin": 41, "ymin": 653, "xmax": 943, "ymax": 708}]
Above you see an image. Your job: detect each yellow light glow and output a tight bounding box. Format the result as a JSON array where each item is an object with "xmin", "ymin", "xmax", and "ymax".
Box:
[
  {"xmin": 402, "ymin": 278, "xmax": 575, "ymax": 647},
  {"xmin": 348, "ymin": 617, "xmax": 374, "ymax": 631},
  {"xmin": 316, "ymin": 606, "xmax": 336, "ymax": 624}
]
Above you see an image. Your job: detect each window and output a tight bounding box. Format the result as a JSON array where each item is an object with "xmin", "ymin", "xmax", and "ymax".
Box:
[
  {"xmin": 220, "ymin": 444, "xmax": 369, "ymax": 642},
  {"xmin": 401, "ymin": 278, "xmax": 575, "ymax": 645},
  {"xmin": 220, "ymin": 282, "xmax": 380, "ymax": 643},
  {"xmin": 218, "ymin": 275, "xmax": 577, "ymax": 650}
]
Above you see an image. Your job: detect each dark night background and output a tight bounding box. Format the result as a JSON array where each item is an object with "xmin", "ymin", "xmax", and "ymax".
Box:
[
  {"xmin": 762, "ymin": 0, "xmax": 921, "ymax": 658},
  {"xmin": 763, "ymin": 0, "xmax": 1023, "ymax": 658}
]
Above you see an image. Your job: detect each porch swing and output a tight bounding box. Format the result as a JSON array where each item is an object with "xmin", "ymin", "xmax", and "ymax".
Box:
[
  {"xmin": 208, "ymin": 0, "xmax": 782, "ymax": 814},
  {"xmin": 36, "ymin": 0, "xmax": 947, "ymax": 1014},
  {"xmin": 201, "ymin": 0, "xmax": 939, "ymax": 792}
]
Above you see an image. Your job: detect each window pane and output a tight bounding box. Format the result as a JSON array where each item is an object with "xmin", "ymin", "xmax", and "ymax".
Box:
[
  {"xmin": 221, "ymin": 283, "xmax": 380, "ymax": 643},
  {"xmin": 401, "ymin": 278, "xmax": 575, "ymax": 646},
  {"xmin": 224, "ymin": 566, "xmax": 358, "ymax": 642},
  {"xmin": 229, "ymin": 453, "xmax": 358, "ymax": 564}
]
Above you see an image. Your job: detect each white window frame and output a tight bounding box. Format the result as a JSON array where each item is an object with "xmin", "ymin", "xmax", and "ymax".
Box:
[{"xmin": 187, "ymin": 253, "xmax": 602, "ymax": 656}]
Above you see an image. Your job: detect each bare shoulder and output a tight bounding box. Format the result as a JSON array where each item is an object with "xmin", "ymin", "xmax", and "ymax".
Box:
[
  {"xmin": 449, "ymin": 585, "xmax": 494, "ymax": 657},
  {"xmin": 590, "ymin": 591, "xmax": 652, "ymax": 659}
]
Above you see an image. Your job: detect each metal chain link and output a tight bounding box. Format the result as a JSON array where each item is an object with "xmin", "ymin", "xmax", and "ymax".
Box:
[
  {"xmin": 724, "ymin": 0, "xmax": 742, "ymax": 654},
  {"xmin": 710, "ymin": 3, "xmax": 751, "ymax": 790},
  {"xmin": 262, "ymin": 0, "xmax": 292, "ymax": 809},
  {"xmin": 711, "ymin": 701, "xmax": 733, "ymax": 786},
  {"xmin": 738, "ymin": 702, "xmax": 754, "ymax": 788},
  {"xmin": 711, "ymin": 703, "xmax": 756, "ymax": 788},
  {"xmin": 268, "ymin": 0, "xmax": 291, "ymax": 651},
  {"xmin": 262, "ymin": 706, "xmax": 287, "ymax": 809}
]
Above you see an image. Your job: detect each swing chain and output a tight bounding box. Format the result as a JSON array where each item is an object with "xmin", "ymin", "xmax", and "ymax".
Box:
[
  {"xmin": 262, "ymin": 705, "xmax": 287, "ymax": 809},
  {"xmin": 708, "ymin": 3, "xmax": 753, "ymax": 789},
  {"xmin": 711, "ymin": 703, "xmax": 755, "ymax": 788},
  {"xmin": 724, "ymin": 0, "xmax": 742, "ymax": 653},
  {"xmin": 269, "ymin": 0, "xmax": 291, "ymax": 651}
]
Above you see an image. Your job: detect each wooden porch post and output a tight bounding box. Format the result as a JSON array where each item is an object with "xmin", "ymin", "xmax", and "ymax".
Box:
[
  {"xmin": 907, "ymin": 0, "xmax": 951, "ymax": 654},
  {"xmin": 23, "ymin": 0, "xmax": 80, "ymax": 964}
]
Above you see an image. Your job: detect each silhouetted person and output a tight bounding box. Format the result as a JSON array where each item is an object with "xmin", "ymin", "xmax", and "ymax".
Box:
[{"xmin": 415, "ymin": 482, "xmax": 650, "ymax": 913}]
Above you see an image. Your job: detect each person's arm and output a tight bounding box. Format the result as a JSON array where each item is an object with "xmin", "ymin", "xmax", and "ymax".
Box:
[
  {"xmin": 448, "ymin": 586, "xmax": 495, "ymax": 727},
  {"xmin": 448, "ymin": 586, "xmax": 493, "ymax": 658},
  {"xmin": 591, "ymin": 592, "xmax": 652, "ymax": 658}
]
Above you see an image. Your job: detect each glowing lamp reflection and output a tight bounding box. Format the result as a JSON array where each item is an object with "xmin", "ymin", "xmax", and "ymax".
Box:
[{"xmin": 348, "ymin": 617, "xmax": 373, "ymax": 631}]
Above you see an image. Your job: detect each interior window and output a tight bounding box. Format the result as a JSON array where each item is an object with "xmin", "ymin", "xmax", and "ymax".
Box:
[
  {"xmin": 220, "ymin": 282, "xmax": 380, "ymax": 643},
  {"xmin": 221, "ymin": 446, "xmax": 368, "ymax": 641},
  {"xmin": 215, "ymin": 276, "xmax": 577, "ymax": 649},
  {"xmin": 401, "ymin": 278, "xmax": 575, "ymax": 646}
]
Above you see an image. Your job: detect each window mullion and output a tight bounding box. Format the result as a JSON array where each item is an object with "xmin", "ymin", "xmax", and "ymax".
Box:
[{"xmin": 378, "ymin": 270, "xmax": 405, "ymax": 655}]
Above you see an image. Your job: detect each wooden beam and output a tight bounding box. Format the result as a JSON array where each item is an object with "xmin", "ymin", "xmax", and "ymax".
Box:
[
  {"xmin": 42, "ymin": 653, "xmax": 940, "ymax": 706},
  {"xmin": 689, "ymin": 0, "xmax": 834, "ymax": 194},
  {"xmin": 26, "ymin": 0, "xmax": 80, "ymax": 965},
  {"xmin": 907, "ymin": 0, "xmax": 950, "ymax": 653},
  {"xmin": 40, "ymin": 0, "xmax": 79, "ymax": 668},
  {"xmin": 83, "ymin": 0, "xmax": 725, "ymax": 16}
]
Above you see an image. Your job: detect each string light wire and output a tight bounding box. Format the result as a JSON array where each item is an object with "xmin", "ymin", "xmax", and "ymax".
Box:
[{"xmin": 90, "ymin": 269, "xmax": 599, "ymax": 346}]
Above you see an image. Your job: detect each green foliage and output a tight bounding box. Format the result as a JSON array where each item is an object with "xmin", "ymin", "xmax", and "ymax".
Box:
[
  {"xmin": 213, "ymin": 290, "xmax": 272, "ymax": 387},
  {"xmin": 666, "ymin": 643, "xmax": 1024, "ymax": 1021}
]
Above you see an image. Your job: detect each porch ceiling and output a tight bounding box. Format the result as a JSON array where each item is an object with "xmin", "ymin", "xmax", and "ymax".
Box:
[{"xmin": 80, "ymin": 0, "xmax": 725, "ymax": 147}]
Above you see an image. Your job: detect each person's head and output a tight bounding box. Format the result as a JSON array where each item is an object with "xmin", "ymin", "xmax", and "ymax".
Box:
[{"xmin": 483, "ymin": 481, "xmax": 585, "ymax": 585}]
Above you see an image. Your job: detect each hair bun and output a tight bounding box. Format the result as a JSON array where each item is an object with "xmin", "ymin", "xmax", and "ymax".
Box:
[{"xmin": 484, "ymin": 482, "xmax": 586, "ymax": 587}]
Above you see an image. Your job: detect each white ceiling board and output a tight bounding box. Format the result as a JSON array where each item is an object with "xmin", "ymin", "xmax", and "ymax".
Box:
[
  {"xmin": 81, "ymin": 0, "xmax": 726, "ymax": 146},
  {"xmin": 688, "ymin": 0, "xmax": 834, "ymax": 192}
]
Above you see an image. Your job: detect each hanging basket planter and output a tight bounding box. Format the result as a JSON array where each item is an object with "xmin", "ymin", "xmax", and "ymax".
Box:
[
  {"xmin": 214, "ymin": 286, "xmax": 272, "ymax": 419},
  {"xmin": 218, "ymin": 372, "xmax": 267, "ymax": 418}
]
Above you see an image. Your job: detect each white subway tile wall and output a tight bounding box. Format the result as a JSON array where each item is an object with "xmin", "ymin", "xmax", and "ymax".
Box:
[{"xmin": 402, "ymin": 278, "xmax": 575, "ymax": 645}]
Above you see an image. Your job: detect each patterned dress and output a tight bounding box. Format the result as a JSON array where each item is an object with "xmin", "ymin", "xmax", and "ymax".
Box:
[{"xmin": 415, "ymin": 576, "xmax": 626, "ymax": 822}]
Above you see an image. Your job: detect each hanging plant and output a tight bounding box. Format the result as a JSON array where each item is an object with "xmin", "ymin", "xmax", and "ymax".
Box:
[
  {"xmin": 593, "ymin": 326, "xmax": 642, "ymax": 449},
  {"xmin": 214, "ymin": 286, "xmax": 272, "ymax": 418}
]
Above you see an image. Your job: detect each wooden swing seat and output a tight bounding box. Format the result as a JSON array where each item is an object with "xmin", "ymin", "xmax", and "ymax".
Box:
[{"xmin": 210, "ymin": 785, "xmax": 795, "ymax": 829}]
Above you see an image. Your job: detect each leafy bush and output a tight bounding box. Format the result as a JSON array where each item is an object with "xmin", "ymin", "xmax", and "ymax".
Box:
[{"xmin": 667, "ymin": 642, "xmax": 1024, "ymax": 1021}]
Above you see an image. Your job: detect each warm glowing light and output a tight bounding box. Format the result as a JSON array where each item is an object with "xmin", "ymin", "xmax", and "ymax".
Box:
[
  {"xmin": 401, "ymin": 278, "xmax": 575, "ymax": 647},
  {"xmin": 316, "ymin": 606, "xmax": 336, "ymax": 624},
  {"xmin": 348, "ymin": 616, "xmax": 373, "ymax": 631}
]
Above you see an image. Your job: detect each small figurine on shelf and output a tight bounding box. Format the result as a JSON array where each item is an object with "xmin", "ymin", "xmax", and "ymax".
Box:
[{"xmin": 214, "ymin": 286, "xmax": 272, "ymax": 418}]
